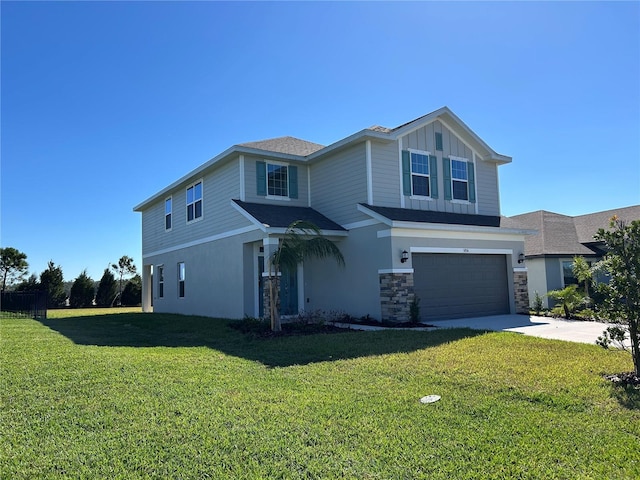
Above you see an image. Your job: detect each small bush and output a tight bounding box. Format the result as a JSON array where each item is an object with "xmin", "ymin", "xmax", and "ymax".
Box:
[
  {"xmin": 532, "ymin": 291, "xmax": 544, "ymax": 315},
  {"xmin": 409, "ymin": 296, "xmax": 420, "ymax": 323}
]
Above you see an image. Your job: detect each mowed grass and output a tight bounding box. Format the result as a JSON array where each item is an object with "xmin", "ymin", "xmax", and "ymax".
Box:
[{"xmin": 1, "ymin": 310, "xmax": 639, "ymax": 479}]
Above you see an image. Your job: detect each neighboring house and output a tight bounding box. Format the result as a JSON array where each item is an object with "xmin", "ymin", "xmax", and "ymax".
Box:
[
  {"xmin": 509, "ymin": 206, "xmax": 640, "ymax": 308},
  {"xmin": 134, "ymin": 107, "xmax": 532, "ymax": 322}
]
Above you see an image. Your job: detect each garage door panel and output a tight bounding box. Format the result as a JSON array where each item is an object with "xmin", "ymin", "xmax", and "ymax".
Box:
[{"xmin": 413, "ymin": 253, "xmax": 509, "ymax": 321}]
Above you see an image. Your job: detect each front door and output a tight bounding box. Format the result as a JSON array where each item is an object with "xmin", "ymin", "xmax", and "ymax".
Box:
[
  {"xmin": 279, "ymin": 266, "xmax": 298, "ymax": 316},
  {"xmin": 258, "ymin": 256, "xmax": 298, "ymax": 317}
]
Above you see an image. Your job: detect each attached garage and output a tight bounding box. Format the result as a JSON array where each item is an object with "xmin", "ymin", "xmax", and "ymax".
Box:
[{"xmin": 413, "ymin": 253, "xmax": 510, "ymax": 321}]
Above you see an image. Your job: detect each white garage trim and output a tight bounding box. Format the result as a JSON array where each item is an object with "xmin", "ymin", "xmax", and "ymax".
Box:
[
  {"xmin": 410, "ymin": 247, "xmax": 513, "ymax": 255},
  {"xmin": 378, "ymin": 268, "xmax": 414, "ymax": 274}
]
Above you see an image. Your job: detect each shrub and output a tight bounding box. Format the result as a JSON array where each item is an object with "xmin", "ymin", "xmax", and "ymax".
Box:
[
  {"xmin": 69, "ymin": 270, "xmax": 95, "ymax": 308},
  {"xmin": 409, "ymin": 296, "xmax": 421, "ymax": 323},
  {"xmin": 532, "ymin": 291, "xmax": 544, "ymax": 315},
  {"xmin": 95, "ymin": 269, "xmax": 117, "ymax": 307}
]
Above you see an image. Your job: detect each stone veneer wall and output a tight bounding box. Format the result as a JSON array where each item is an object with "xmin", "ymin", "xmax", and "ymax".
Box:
[
  {"xmin": 379, "ymin": 272, "xmax": 415, "ymax": 322},
  {"xmin": 513, "ymin": 270, "xmax": 530, "ymax": 314},
  {"xmin": 262, "ymin": 276, "xmax": 279, "ymax": 321}
]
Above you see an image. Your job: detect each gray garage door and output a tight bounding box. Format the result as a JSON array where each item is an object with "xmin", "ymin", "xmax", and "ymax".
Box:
[{"xmin": 413, "ymin": 253, "xmax": 509, "ymax": 321}]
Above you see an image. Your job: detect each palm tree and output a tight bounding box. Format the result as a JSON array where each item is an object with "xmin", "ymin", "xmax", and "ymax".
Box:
[{"xmin": 266, "ymin": 220, "xmax": 345, "ymax": 332}]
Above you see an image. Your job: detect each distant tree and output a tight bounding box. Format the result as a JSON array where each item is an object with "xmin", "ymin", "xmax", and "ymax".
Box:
[
  {"xmin": 121, "ymin": 274, "xmax": 142, "ymax": 306},
  {"xmin": 593, "ymin": 217, "xmax": 640, "ymax": 376},
  {"xmin": 69, "ymin": 270, "xmax": 95, "ymax": 308},
  {"xmin": 15, "ymin": 273, "xmax": 40, "ymax": 292},
  {"xmin": 0, "ymin": 247, "xmax": 29, "ymax": 290},
  {"xmin": 40, "ymin": 261, "xmax": 66, "ymax": 308},
  {"xmin": 111, "ymin": 256, "xmax": 137, "ymax": 306},
  {"xmin": 95, "ymin": 268, "xmax": 118, "ymax": 307}
]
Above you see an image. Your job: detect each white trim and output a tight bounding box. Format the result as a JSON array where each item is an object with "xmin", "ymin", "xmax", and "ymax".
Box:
[
  {"xmin": 307, "ymin": 166, "xmax": 311, "ymax": 207},
  {"xmin": 378, "ymin": 227, "xmax": 529, "ymax": 242},
  {"xmin": 342, "ymin": 218, "xmax": 379, "ymax": 230},
  {"xmin": 398, "ymin": 140, "xmax": 405, "ymax": 208},
  {"xmin": 239, "ymin": 155, "xmax": 245, "ymax": 201},
  {"xmin": 366, "ymin": 140, "xmax": 373, "ymax": 205},
  {"xmin": 378, "ymin": 268, "xmax": 414, "ymax": 274},
  {"xmin": 410, "ymin": 247, "xmax": 513, "ymax": 255},
  {"xmin": 231, "ymin": 201, "xmax": 268, "ymax": 232},
  {"xmin": 254, "ymin": 243, "xmax": 262, "ymax": 317},
  {"xmin": 357, "ymin": 204, "xmax": 393, "ymax": 226},
  {"xmin": 473, "ymin": 152, "xmax": 479, "ymax": 214},
  {"xmin": 265, "ymin": 195, "xmax": 292, "ymax": 202},
  {"xmin": 411, "ymin": 195, "xmax": 434, "ymax": 201},
  {"xmin": 513, "ymin": 266, "xmax": 528, "ymax": 272},
  {"xmin": 261, "ymin": 271, "xmax": 282, "ymax": 277},
  {"xmin": 263, "ymin": 237, "xmax": 280, "ymax": 246},
  {"xmin": 264, "ymin": 227, "xmax": 348, "ymax": 237},
  {"xmin": 142, "ymin": 225, "xmax": 260, "ymax": 259}
]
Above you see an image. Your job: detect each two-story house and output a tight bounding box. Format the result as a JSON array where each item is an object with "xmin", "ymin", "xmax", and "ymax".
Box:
[{"xmin": 134, "ymin": 107, "xmax": 532, "ymax": 322}]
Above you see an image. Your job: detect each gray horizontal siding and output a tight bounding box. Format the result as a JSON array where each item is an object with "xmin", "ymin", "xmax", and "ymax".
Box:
[
  {"xmin": 310, "ymin": 143, "xmax": 369, "ymax": 226},
  {"xmin": 141, "ymin": 158, "xmax": 250, "ymax": 255},
  {"xmin": 371, "ymin": 140, "xmax": 400, "ymax": 207}
]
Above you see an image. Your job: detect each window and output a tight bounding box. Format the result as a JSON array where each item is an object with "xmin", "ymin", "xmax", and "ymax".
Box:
[
  {"xmin": 178, "ymin": 262, "xmax": 185, "ymax": 298},
  {"xmin": 186, "ymin": 181, "xmax": 202, "ymax": 222},
  {"xmin": 267, "ymin": 163, "xmax": 288, "ymax": 197},
  {"xmin": 410, "ymin": 151, "xmax": 430, "ymax": 197},
  {"xmin": 165, "ymin": 197, "xmax": 172, "ymax": 230},
  {"xmin": 451, "ymin": 159, "xmax": 469, "ymax": 201},
  {"xmin": 157, "ymin": 265, "xmax": 164, "ymax": 298},
  {"xmin": 562, "ymin": 261, "xmax": 577, "ymax": 286}
]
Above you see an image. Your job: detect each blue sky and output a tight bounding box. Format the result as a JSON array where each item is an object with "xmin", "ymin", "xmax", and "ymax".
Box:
[{"xmin": 2, "ymin": 1, "xmax": 639, "ymax": 282}]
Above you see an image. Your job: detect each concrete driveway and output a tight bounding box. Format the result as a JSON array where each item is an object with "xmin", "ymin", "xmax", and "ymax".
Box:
[{"xmin": 431, "ymin": 314, "xmax": 613, "ymax": 345}]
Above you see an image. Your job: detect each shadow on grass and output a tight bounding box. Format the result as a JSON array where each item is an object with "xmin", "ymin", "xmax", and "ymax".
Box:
[
  {"xmin": 39, "ymin": 312, "xmax": 487, "ymax": 368},
  {"xmin": 608, "ymin": 384, "xmax": 640, "ymax": 410}
]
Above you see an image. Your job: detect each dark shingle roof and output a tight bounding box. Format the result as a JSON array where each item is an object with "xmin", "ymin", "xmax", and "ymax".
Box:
[
  {"xmin": 233, "ymin": 200, "xmax": 345, "ymax": 231},
  {"xmin": 510, "ymin": 206, "xmax": 640, "ymax": 257},
  {"xmin": 238, "ymin": 136, "xmax": 325, "ymax": 156},
  {"xmin": 360, "ymin": 204, "xmax": 502, "ymax": 228}
]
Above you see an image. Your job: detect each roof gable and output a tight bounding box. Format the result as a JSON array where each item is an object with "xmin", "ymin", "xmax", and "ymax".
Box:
[{"xmin": 511, "ymin": 206, "xmax": 640, "ymax": 257}]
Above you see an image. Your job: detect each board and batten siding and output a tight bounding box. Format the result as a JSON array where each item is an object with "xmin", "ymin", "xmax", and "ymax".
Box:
[
  {"xmin": 398, "ymin": 120, "xmax": 500, "ymax": 216},
  {"xmin": 310, "ymin": 143, "xmax": 369, "ymax": 226},
  {"xmin": 141, "ymin": 158, "xmax": 249, "ymax": 255},
  {"xmin": 243, "ymin": 155, "xmax": 309, "ymax": 207}
]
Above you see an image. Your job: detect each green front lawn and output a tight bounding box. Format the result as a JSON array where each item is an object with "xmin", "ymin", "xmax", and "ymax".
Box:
[{"xmin": 1, "ymin": 310, "xmax": 638, "ymax": 479}]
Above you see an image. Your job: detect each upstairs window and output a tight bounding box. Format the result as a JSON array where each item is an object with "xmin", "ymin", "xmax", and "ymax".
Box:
[
  {"xmin": 165, "ymin": 197, "xmax": 172, "ymax": 230},
  {"xmin": 256, "ymin": 161, "xmax": 298, "ymax": 199},
  {"xmin": 410, "ymin": 151, "xmax": 430, "ymax": 197},
  {"xmin": 401, "ymin": 150, "xmax": 438, "ymax": 199},
  {"xmin": 443, "ymin": 157, "xmax": 475, "ymax": 203},
  {"xmin": 267, "ymin": 163, "xmax": 288, "ymax": 197},
  {"xmin": 451, "ymin": 159, "xmax": 469, "ymax": 201},
  {"xmin": 186, "ymin": 181, "xmax": 203, "ymax": 222}
]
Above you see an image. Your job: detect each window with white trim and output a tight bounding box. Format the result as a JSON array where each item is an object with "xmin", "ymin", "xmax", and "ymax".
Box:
[
  {"xmin": 451, "ymin": 159, "xmax": 469, "ymax": 201},
  {"xmin": 178, "ymin": 262, "xmax": 185, "ymax": 298},
  {"xmin": 157, "ymin": 265, "xmax": 164, "ymax": 298},
  {"xmin": 165, "ymin": 197, "xmax": 172, "ymax": 230},
  {"xmin": 267, "ymin": 163, "xmax": 288, "ymax": 197},
  {"xmin": 186, "ymin": 181, "xmax": 203, "ymax": 222},
  {"xmin": 410, "ymin": 150, "xmax": 430, "ymax": 197}
]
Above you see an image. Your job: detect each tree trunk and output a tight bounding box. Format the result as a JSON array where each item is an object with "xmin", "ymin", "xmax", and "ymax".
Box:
[
  {"xmin": 268, "ymin": 274, "xmax": 281, "ymax": 332},
  {"xmin": 630, "ymin": 322, "xmax": 640, "ymax": 376}
]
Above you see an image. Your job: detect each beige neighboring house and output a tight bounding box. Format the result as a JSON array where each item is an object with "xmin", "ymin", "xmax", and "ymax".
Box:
[
  {"xmin": 509, "ymin": 205, "xmax": 640, "ymax": 308},
  {"xmin": 134, "ymin": 107, "xmax": 532, "ymax": 323}
]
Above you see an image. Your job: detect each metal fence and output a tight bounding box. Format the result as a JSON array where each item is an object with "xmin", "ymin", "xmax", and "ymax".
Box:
[{"xmin": 0, "ymin": 290, "xmax": 47, "ymax": 319}]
